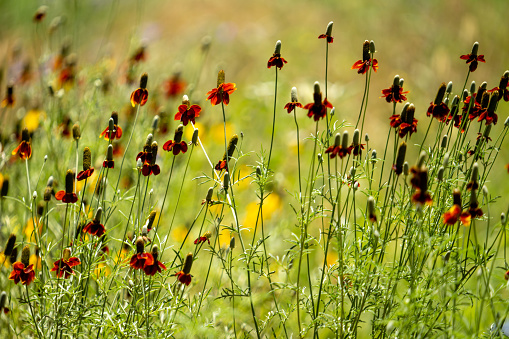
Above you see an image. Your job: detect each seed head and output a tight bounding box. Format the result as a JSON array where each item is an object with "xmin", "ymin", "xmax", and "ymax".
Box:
[
  {"xmin": 501, "ymin": 213, "xmax": 507, "ymax": 226},
  {"xmin": 0, "ymin": 291, "xmax": 7, "ymax": 310},
  {"xmin": 147, "ymin": 210, "xmax": 157, "ymax": 230},
  {"xmin": 223, "ymin": 172, "xmax": 230, "ymax": 192},
  {"xmin": 291, "ymin": 87, "xmax": 299, "ymax": 103},
  {"xmin": 205, "ymin": 187, "xmax": 214, "ymax": 203},
  {"xmin": 341, "ymin": 131, "xmax": 349, "ymax": 150},
  {"xmin": 488, "ymin": 91, "xmax": 499, "ymax": 112},
  {"xmin": 72, "ymin": 123, "xmax": 81, "ymax": 140},
  {"xmin": 9, "ymin": 247, "xmax": 18, "ymax": 264},
  {"xmin": 365, "ymin": 133, "xmax": 369, "ymax": 142},
  {"xmin": 394, "ymin": 142, "xmax": 407, "ymax": 175},
  {"xmin": 441, "ymin": 135, "xmax": 448, "ymax": 148},
  {"xmin": 434, "ymin": 83, "xmax": 447, "ymax": 105},
  {"xmin": 393, "ymin": 75, "xmax": 400, "ymax": 87},
  {"xmin": 135, "ymin": 236, "xmax": 145, "ymax": 254},
  {"xmin": 63, "ymin": 248, "xmax": 71, "ymax": 261},
  {"xmin": 94, "ymin": 207, "xmax": 102, "ymax": 223},
  {"xmin": 334, "ymin": 133, "xmax": 341, "ymax": 147},
  {"xmin": 471, "ymin": 41, "xmax": 479, "ymax": 56},
  {"xmin": 446, "ymin": 81, "xmax": 453, "ymax": 94},
  {"xmin": 65, "ymin": 169, "xmax": 74, "ymax": 194},
  {"xmin": 174, "ymin": 125, "xmax": 184, "ymax": 143},
  {"xmin": 44, "ymin": 186, "xmax": 52, "ymax": 201},
  {"xmin": 151, "ymin": 245, "xmax": 159, "ymax": 261},
  {"xmin": 151, "ymin": 142, "xmax": 158, "ymax": 163},
  {"xmin": 371, "ymin": 150, "xmax": 377, "ymax": 164},
  {"xmin": 353, "ymin": 129, "xmax": 360, "ymax": 147},
  {"xmin": 437, "ymin": 167, "xmax": 444, "ymax": 182},
  {"xmin": 313, "ymin": 81, "xmax": 321, "ymax": 95},
  {"xmin": 226, "ymin": 135, "xmax": 239, "ymax": 159},
  {"xmin": 469, "ymin": 81, "xmax": 476, "ymax": 95},
  {"xmin": 106, "ymin": 144, "xmax": 113, "ymax": 161},
  {"xmin": 217, "ymin": 70, "xmax": 225, "ymax": 88},
  {"xmin": 325, "ymin": 21, "xmax": 333, "ymax": 36},
  {"xmin": 83, "ymin": 147, "xmax": 92, "ymax": 171},
  {"xmin": 21, "ymin": 246, "xmax": 30, "ymax": 267}
]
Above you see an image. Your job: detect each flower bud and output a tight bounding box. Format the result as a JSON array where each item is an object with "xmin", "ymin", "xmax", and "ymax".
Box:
[
  {"xmin": 367, "ymin": 196, "xmax": 376, "ymax": 222},
  {"xmin": 3, "ymin": 234, "xmax": 16, "ymax": 256},
  {"xmin": 108, "ymin": 118, "xmax": 114, "ymax": 138},
  {"xmin": 471, "ymin": 41, "xmax": 479, "ymax": 56},
  {"xmin": 469, "ymin": 81, "xmax": 476, "ymax": 95},
  {"xmin": 226, "ymin": 135, "xmax": 238, "ymax": 159},
  {"xmin": 274, "ymin": 40, "xmax": 282, "ymax": 55},
  {"xmin": 142, "ymin": 224, "xmax": 148, "ymax": 236},
  {"xmin": 443, "ymin": 153, "xmax": 450, "ymax": 168},
  {"xmin": 137, "ymin": 158, "xmax": 142, "ymax": 169},
  {"xmin": 325, "ymin": 21, "xmax": 333, "ymax": 36},
  {"xmin": 94, "ymin": 207, "xmax": 102, "ymax": 223},
  {"xmin": 229, "ymin": 236, "xmax": 235, "ymax": 250},
  {"xmin": 291, "ymin": 87, "xmax": 298, "ymax": 103},
  {"xmin": 434, "ymin": 83, "xmax": 447, "ymax": 105},
  {"xmin": 72, "ymin": 123, "xmax": 81, "ymax": 141},
  {"xmin": 217, "ymin": 70, "xmax": 225, "ymax": 87},
  {"xmin": 206, "ymin": 187, "xmax": 214, "ymax": 203},
  {"xmin": 32, "ymin": 191, "xmax": 37, "ymax": 200},
  {"xmin": 183, "ymin": 252, "xmax": 193, "ymax": 274},
  {"xmin": 192, "ymin": 128, "xmax": 199, "ymax": 145},
  {"xmin": 152, "ymin": 115, "xmax": 159, "ymax": 131},
  {"xmin": 482, "ymin": 185, "xmax": 489, "ymax": 198},
  {"xmin": 505, "ymin": 116, "xmax": 509, "ymax": 127},
  {"xmin": 21, "ymin": 246, "xmax": 30, "ymax": 267},
  {"xmin": 371, "ymin": 150, "xmax": 377, "ymax": 164},
  {"xmin": 353, "ymin": 129, "xmax": 360, "ymax": 147},
  {"xmin": 140, "ymin": 73, "xmax": 148, "ymax": 89},
  {"xmin": 174, "ymin": 125, "xmax": 184, "ymax": 143},
  {"xmin": 1, "ymin": 177, "xmax": 8, "ymax": 198},
  {"xmin": 334, "ymin": 133, "xmax": 341, "ymax": 147},
  {"xmin": 223, "ymin": 172, "xmax": 230, "ymax": 192},
  {"xmin": 462, "ymin": 89, "xmax": 469, "ymax": 101},
  {"xmin": 151, "ymin": 245, "xmax": 159, "ymax": 261},
  {"xmin": 441, "ymin": 135, "xmax": 448, "ymax": 148},
  {"xmin": 47, "ymin": 176, "xmax": 54, "ymax": 187},
  {"xmin": 256, "ymin": 166, "xmax": 262, "ymax": 177},
  {"xmin": 501, "ymin": 213, "xmax": 507, "ymax": 226},
  {"xmin": 364, "ymin": 133, "xmax": 369, "ymax": 142},
  {"xmin": 341, "ymin": 131, "xmax": 349, "ymax": 150},
  {"xmin": 317, "ymin": 153, "xmax": 322, "ymax": 163},
  {"xmin": 446, "ymin": 81, "xmax": 453, "ymax": 94},
  {"xmin": 417, "ymin": 151, "xmax": 427, "ymax": 167},
  {"xmin": 437, "ymin": 167, "xmax": 444, "ymax": 182},
  {"xmin": 0, "ymin": 291, "xmax": 7, "ymax": 311},
  {"xmin": 394, "ymin": 142, "xmax": 407, "ymax": 175},
  {"xmin": 313, "ymin": 81, "xmax": 321, "ymax": 95},
  {"xmin": 330, "ymin": 107, "xmax": 335, "ymax": 117},
  {"xmin": 150, "ymin": 142, "xmax": 158, "ymax": 164},
  {"xmin": 9, "ymin": 247, "xmax": 18, "ymax": 264},
  {"xmin": 393, "ymin": 75, "xmax": 400, "ymax": 87},
  {"xmin": 369, "ymin": 40, "xmax": 376, "ymax": 54}
]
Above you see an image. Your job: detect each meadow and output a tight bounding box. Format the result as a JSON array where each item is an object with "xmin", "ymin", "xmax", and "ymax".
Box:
[{"xmin": 0, "ymin": 0, "xmax": 509, "ymax": 338}]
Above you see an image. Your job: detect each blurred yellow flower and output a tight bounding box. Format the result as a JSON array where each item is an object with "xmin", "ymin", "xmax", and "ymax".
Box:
[
  {"xmin": 171, "ymin": 225, "xmax": 188, "ymax": 243},
  {"xmin": 23, "ymin": 109, "xmax": 46, "ymax": 133},
  {"xmin": 29, "ymin": 253, "xmax": 42, "ymax": 270},
  {"xmin": 210, "ymin": 122, "xmax": 234, "ymax": 144},
  {"xmin": 24, "ymin": 217, "xmax": 42, "ymax": 242},
  {"xmin": 243, "ymin": 193, "xmax": 281, "ymax": 229}
]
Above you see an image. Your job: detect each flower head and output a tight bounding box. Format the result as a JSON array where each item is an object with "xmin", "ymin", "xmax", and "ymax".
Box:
[
  {"xmin": 12, "ymin": 128, "xmax": 32, "ymax": 160},
  {"xmin": 99, "ymin": 112, "xmax": 123, "ymax": 140},
  {"xmin": 460, "ymin": 42, "xmax": 485, "ymax": 72},
  {"xmin": 83, "ymin": 208, "xmax": 106, "ymax": 237},
  {"xmin": 163, "ymin": 125, "xmax": 188, "ymax": 155},
  {"xmin": 351, "ymin": 40, "xmax": 378, "ymax": 75},
  {"xmin": 9, "ymin": 246, "xmax": 35, "ymax": 285},
  {"xmin": 488, "ymin": 71, "xmax": 509, "ymax": 102},
  {"xmin": 284, "ymin": 87, "xmax": 303, "ymax": 113},
  {"xmin": 143, "ymin": 245, "xmax": 166, "ymax": 276},
  {"xmin": 77, "ymin": 147, "xmax": 94, "ymax": 181},
  {"xmin": 175, "ymin": 95, "xmax": 201, "ymax": 126},
  {"xmin": 427, "ymin": 83, "xmax": 450, "ymax": 122},
  {"xmin": 214, "ymin": 134, "xmax": 238, "ymax": 171},
  {"xmin": 410, "ymin": 162, "xmax": 432, "ymax": 206},
  {"xmin": 381, "ymin": 75, "xmax": 409, "ymax": 103},
  {"xmin": 175, "ymin": 252, "xmax": 193, "ymax": 286},
  {"xmin": 130, "ymin": 73, "xmax": 149, "ymax": 107},
  {"xmin": 130, "ymin": 237, "xmax": 154, "ymax": 270},
  {"xmin": 325, "ymin": 132, "xmax": 351, "ymax": 159},
  {"xmin": 267, "ymin": 40, "xmax": 287, "ymax": 70},
  {"xmin": 142, "ymin": 142, "xmax": 161, "ymax": 176},
  {"xmin": 477, "ymin": 91, "xmax": 499, "ymax": 125},
  {"xmin": 303, "ymin": 82, "xmax": 333, "ymax": 121},
  {"xmin": 50, "ymin": 248, "xmax": 81, "ymax": 279},
  {"xmin": 164, "ymin": 70, "xmax": 186, "ymax": 98},
  {"xmin": 55, "ymin": 170, "xmax": 78, "ymax": 203},
  {"xmin": 318, "ymin": 21, "xmax": 334, "ymax": 43},
  {"xmin": 206, "ymin": 70, "xmax": 236, "ymax": 106},
  {"xmin": 194, "ymin": 231, "xmax": 212, "ymax": 245},
  {"xmin": 102, "ymin": 145, "xmax": 114, "ymax": 168}
]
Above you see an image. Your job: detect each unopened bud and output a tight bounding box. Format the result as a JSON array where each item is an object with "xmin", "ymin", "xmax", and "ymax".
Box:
[
  {"xmin": 274, "ymin": 40, "xmax": 282, "ymax": 55},
  {"xmin": 206, "ymin": 187, "xmax": 214, "ymax": 203},
  {"xmin": 367, "ymin": 196, "xmax": 376, "ymax": 222},
  {"xmin": 72, "ymin": 124, "xmax": 81, "ymax": 140},
  {"xmin": 229, "ymin": 236, "xmax": 235, "ymax": 249},
  {"xmin": 371, "ymin": 150, "xmax": 377, "ymax": 163},
  {"xmin": 403, "ymin": 162, "xmax": 409, "ymax": 176},
  {"xmin": 183, "ymin": 252, "xmax": 193, "ymax": 274},
  {"xmin": 471, "ymin": 41, "xmax": 479, "ymax": 56},
  {"xmin": 446, "ymin": 81, "xmax": 453, "ymax": 94},
  {"xmin": 443, "ymin": 153, "xmax": 450, "ymax": 168},
  {"xmin": 192, "ymin": 128, "xmax": 199, "ymax": 145},
  {"xmin": 21, "ymin": 246, "xmax": 30, "ymax": 267},
  {"xmin": 290, "ymin": 87, "xmax": 298, "ymax": 103},
  {"xmin": 353, "ymin": 129, "xmax": 360, "ymax": 146},
  {"xmin": 223, "ymin": 172, "xmax": 230, "ymax": 192},
  {"xmin": 364, "ymin": 133, "xmax": 369, "ymax": 142},
  {"xmin": 471, "ymin": 163, "xmax": 479, "ymax": 185},
  {"xmin": 256, "ymin": 166, "xmax": 262, "ymax": 177},
  {"xmin": 325, "ymin": 21, "xmax": 333, "ymax": 36},
  {"xmin": 369, "ymin": 40, "xmax": 376, "ymax": 54},
  {"xmin": 140, "ymin": 73, "xmax": 148, "ymax": 89},
  {"xmin": 137, "ymin": 158, "xmax": 142, "ymax": 169},
  {"xmin": 482, "ymin": 185, "xmax": 489, "ymax": 198},
  {"xmin": 32, "ymin": 191, "xmax": 37, "ymax": 200},
  {"xmin": 94, "ymin": 207, "xmax": 102, "ymax": 223},
  {"xmin": 501, "ymin": 213, "xmax": 507, "ymax": 226},
  {"xmin": 152, "ymin": 115, "xmax": 159, "ymax": 130},
  {"xmin": 437, "ymin": 167, "xmax": 444, "ymax": 182},
  {"xmin": 441, "ymin": 135, "xmax": 448, "ymax": 148},
  {"xmin": 334, "ymin": 133, "xmax": 341, "ymax": 147},
  {"xmin": 417, "ymin": 151, "xmax": 427, "ymax": 167}
]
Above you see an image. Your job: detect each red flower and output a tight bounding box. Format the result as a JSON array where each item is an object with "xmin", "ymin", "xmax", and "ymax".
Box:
[
  {"xmin": 207, "ymin": 83, "xmax": 236, "ymax": 106},
  {"xmin": 443, "ymin": 205, "xmax": 462, "ymax": 225},
  {"xmin": 427, "ymin": 102, "xmax": 450, "ymax": 122},
  {"xmin": 130, "ymin": 73, "xmax": 149, "ymax": 107},
  {"xmin": 267, "ymin": 42, "xmax": 287, "ymax": 70},
  {"xmin": 325, "ymin": 145, "xmax": 351, "ymax": 159},
  {"xmin": 351, "ymin": 143, "xmax": 365, "ymax": 157},
  {"xmin": 12, "ymin": 129, "xmax": 32, "ymax": 160},
  {"xmin": 214, "ymin": 159, "xmax": 227, "ymax": 171},
  {"xmin": 389, "ymin": 114, "xmax": 402, "ymax": 128},
  {"xmin": 318, "ymin": 22, "xmax": 334, "ymax": 43},
  {"xmin": 488, "ymin": 72, "xmax": 509, "ymax": 102},
  {"xmin": 381, "ymin": 84, "xmax": 408, "ymax": 103},
  {"xmin": 77, "ymin": 168, "xmax": 94, "ymax": 181},
  {"xmin": 99, "ymin": 125, "xmax": 123, "ymax": 140},
  {"xmin": 50, "ymin": 256, "xmax": 81, "ymax": 279},
  {"xmin": 130, "ymin": 46, "xmax": 146, "ymax": 64},
  {"xmin": 9, "ymin": 262, "xmax": 35, "ymax": 285},
  {"xmin": 143, "ymin": 258, "xmax": 166, "ymax": 276},
  {"xmin": 83, "ymin": 220, "xmax": 106, "ymax": 237},
  {"xmin": 477, "ymin": 91, "xmax": 499, "ymax": 125},
  {"xmin": 398, "ymin": 120, "xmax": 418, "ymax": 138},
  {"xmin": 175, "ymin": 270, "xmax": 192, "ymax": 286},
  {"xmin": 130, "ymin": 252, "xmax": 154, "ymax": 270},
  {"xmin": 284, "ymin": 102, "xmax": 303, "ymax": 114},
  {"xmin": 352, "ymin": 40, "xmax": 378, "ymax": 75},
  {"xmin": 142, "ymin": 163, "xmax": 160, "ymax": 176},
  {"xmin": 303, "ymin": 92, "xmax": 333, "ymax": 121},
  {"xmin": 410, "ymin": 166, "xmax": 432, "ymax": 206},
  {"xmin": 460, "ymin": 52, "xmax": 485, "ymax": 72},
  {"xmin": 163, "ymin": 140, "xmax": 188, "ymax": 155},
  {"xmin": 102, "ymin": 160, "xmax": 114, "ymax": 168},
  {"xmin": 164, "ymin": 74, "xmax": 186, "ymax": 98},
  {"xmin": 194, "ymin": 231, "xmax": 212, "ymax": 245},
  {"xmin": 175, "ymin": 101, "xmax": 201, "ymax": 126},
  {"xmin": 55, "ymin": 190, "xmax": 78, "ymax": 203}
]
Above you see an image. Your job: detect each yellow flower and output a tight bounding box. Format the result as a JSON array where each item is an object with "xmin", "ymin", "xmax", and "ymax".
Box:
[
  {"xmin": 210, "ymin": 122, "xmax": 234, "ymax": 144},
  {"xmin": 23, "ymin": 109, "xmax": 46, "ymax": 133},
  {"xmin": 243, "ymin": 193, "xmax": 282, "ymax": 229},
  {"xmin": 171, "ymin": 225, "xmax": 188, "ymax": 243}
]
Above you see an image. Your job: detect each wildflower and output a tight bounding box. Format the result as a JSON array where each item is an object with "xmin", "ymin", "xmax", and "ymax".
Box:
[
  {"xmin": 194, "ymin": 231, "xmax": 212, "ymax": 245},
  {"xmin": 410, "ymin": 164, "xmax": 432, "ymax": 206},
  {"xmin": 143, "ymin": 245, "xmax": 166, "ymax": 276},
  {"xmin": 325, "ymin": 132, "xmax": 351, "ymax": 159},
  {"xmin": 1, "ymin": 84, "xmax": 15, "ymax": 108},
  {"xmin": 55, "ymin": 170, "xmax": 78, "ymax": 203},
  {"xmin": 99, "ymin": 112, "xmax": 123, "ymax": 140},
  {"xmin": 145, "ymin": 211, "xmax": 157, "ymax": 232},
  {"xmin": 284, "ymin": 87, "xmax": 303, "ymax": 113},
  {"xmin": 398, "ymin": 103, "xmax": 418, "ymax": 138},
  {"xmin": 477, "ymin": 91, "xmax": 499, "ymax": 125},
  {"xmin": 12, "ymin": 128, "xmax": 32, "ymax": 160},
  {"xmin": 83, "ymin": 207, "xmax": 106, "ymax": 237},
  {"xmin": 318, "ymin": 21, "xmax": 334, "ymax": 43},
  {"xmin": 130, "ymin": 73, "xmax": 149, "ymax": 107},
  {"xmin": 351, "ymin": 40, "xmax": 378, "ymax": 75},
  {"xmin": 50, "ymin": 248, "xmax": 81, "ymax": 279},
  {"xmin": 267, "ymin": 40, "xmax": 287, "ymax": 70},
  {"xmin": 201, "ymin": 187, "xmax": 216, "ymax": 205},
  {"xmin": 175, "ymin": 95, "xmax": 201, "ymax": 126},
  {"xmin": 142, "ymin": 142, "xmax": 161, "ymax": 176},
  {"xmin": 443, "ymin": 189, "xmax": 468, "ymax": 225},
  {"xmin": 303, "ymin": 82, "xmax": 333, "ymax": 121},
  {"xmin": 215, "ymin": 134, "xmax": 238, "ymax": 171},
  {"xmin": 466, "ymin": 163, "xmax": 479, "ymax": 190},
  {"xmin": 137, "ymin": 134, "xmax": 154, "ymax": 163},
  {"xmin": 460, "ymin": 42, "xmax": 485, "ymax": 72},
  {"xmin": 350, "ymin": 129, "xmax": 365, "ymax": 156},
  {"xmin": 175, "ymin": 252, "xmax": 193, "ymax": 286},
  {"xmin": 427, "ymin": 83, "xmax": 450, "ymax": 122},
  {"xmin": 130, "ymin": 237, "xmax": 154, "ymax": 270},
  {"xmin": 206, "ymin": 70, "xmax": 236, "ymax": 106},
  {"xmin": 367, "ymin": 196, "xmax": 377, "ymax": 222},
  {"xmin": 0, "ymin": 292, "xmax": 9, "ymax": 314},
  {"xmin": 9, "ymin": 246, "xmax": 35, "ymax": 286},
  {"xmin": 488, "ymin": 71, "xmax": 509, "ymax": 102},
  {"xmin": 460, "ymin": 189, "xmax": 483, "ymax": 226},
  {"xmin": 164, "ymin": 70, "xmax": 186, "ymax": 98},
  {"xmin": 77, "ymin": 147, "xmax": 94, "ymax": 181},
  {"xmin": 103, "ymin": 145, "xmax": 114, "ymax": 168},
  {"xmin": 163, "ymin": 125, "xmax": 188, "ymax": 155},
  {"xmin": 381, "ymin": 75, "xmax": 409, "ymax": 103}
]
